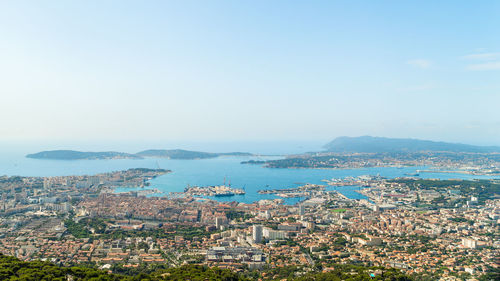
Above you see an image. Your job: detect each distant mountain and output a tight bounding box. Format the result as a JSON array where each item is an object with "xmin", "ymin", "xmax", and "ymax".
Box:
[
  {"xmin": 324, "ymin": 136, "xmax": 500, "ymax": 153},
  {"xmin": 26, "ymin": 150, "xmax": 141, "ymax": 160},
  {"xmin": 27, "ymin": 149, "xmax": 252, "ymax": 160},
  {"xmin": 136, "ymin": 149, "xmax": 252, "ymax": 159}
]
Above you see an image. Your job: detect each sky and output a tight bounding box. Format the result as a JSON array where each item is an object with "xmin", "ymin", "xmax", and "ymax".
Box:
[{"xmin": 1, "ymin": 0, "xmax": 499, "ymax": 146}]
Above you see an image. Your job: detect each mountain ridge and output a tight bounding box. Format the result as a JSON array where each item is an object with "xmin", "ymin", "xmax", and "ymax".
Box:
[{"xmin": 324, "ymin": 136, "xmax": 500, "ymax": 153}]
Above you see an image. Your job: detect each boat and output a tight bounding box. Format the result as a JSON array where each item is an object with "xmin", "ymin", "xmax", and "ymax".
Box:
[{"xmin": 214, "ymin": 191, "xmax": 235, "ymax": 197}]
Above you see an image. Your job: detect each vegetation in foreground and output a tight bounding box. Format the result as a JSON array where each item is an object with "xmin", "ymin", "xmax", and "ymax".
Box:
[{"xmin": 0, "ymin": 253, "xmax": 420, "ymax": 281}]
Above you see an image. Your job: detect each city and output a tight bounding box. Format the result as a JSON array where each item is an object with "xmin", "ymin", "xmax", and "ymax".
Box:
[
  {"xmin": 0, "ymin": 166, "xmax": 498, "ymax": 280},
  {"xmin": 1, "ymin": 0, "xmax": 499, "ymax": 280}
]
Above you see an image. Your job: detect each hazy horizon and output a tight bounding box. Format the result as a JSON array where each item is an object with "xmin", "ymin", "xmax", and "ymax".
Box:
[
  {"xmin": 1, "ymin": 1, "xmax": 499, "ymax": 145},
  {"xmin": 2, "ymin": 135, "xmax": 500, "ymax": 157}
]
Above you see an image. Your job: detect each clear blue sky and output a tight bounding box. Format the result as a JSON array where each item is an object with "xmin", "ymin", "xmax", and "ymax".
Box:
[{"xmin": 1, "ymin": 0, "xmax": 499, "ymax": 145}]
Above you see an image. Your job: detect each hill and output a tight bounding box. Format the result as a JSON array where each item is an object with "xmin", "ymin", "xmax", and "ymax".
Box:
[
  {"xmin": 136, "ymin": 149, "xmax": 214, "ymax": 159},
  {"xmin": 26, "ymin": 150, "xmax": 142, "ymax": 160},
  {"xmin": 324, "ymin": 136, "xmax": 500, "ymax": 153},
  {"xmin": 136, "ymin": 149, "xmax": 252, "ymax": 159}
]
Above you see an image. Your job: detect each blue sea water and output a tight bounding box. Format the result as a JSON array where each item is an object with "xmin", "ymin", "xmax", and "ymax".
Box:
[{"xmin": 0, "ymin": 143, "xmax": 497, "ymax": 204}]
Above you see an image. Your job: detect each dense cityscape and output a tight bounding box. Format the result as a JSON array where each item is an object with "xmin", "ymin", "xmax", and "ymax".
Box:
[{"xmin": 0, "ymin": 156, "xmax": 498, "ymax": 280}]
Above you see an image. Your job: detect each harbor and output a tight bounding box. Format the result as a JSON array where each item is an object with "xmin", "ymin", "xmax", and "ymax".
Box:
[{"xmin": 184, "ymin": 184, "xmax": 245, "ymax": 197}]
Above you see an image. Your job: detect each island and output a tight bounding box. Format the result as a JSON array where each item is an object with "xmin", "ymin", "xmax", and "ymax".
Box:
[
  {"xmin": 136, "ymin": 149, "xmax": 253, "ymax": 159},
  {"xmin": 26, "ymin": 149, "xmax": 253, "ymax": 160},
  {"xmin": 240, "ymin": 160, "xmax": 266, "ymax": 165},
  {"xmin": 26, "ymin": 150, "xmax": 141, "ymax": 160}
]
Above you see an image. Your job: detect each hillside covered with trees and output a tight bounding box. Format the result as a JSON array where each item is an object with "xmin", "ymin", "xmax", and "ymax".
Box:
[{"xmin": 0, "ymin": 253, "xmax": 420, "ymax": 281}]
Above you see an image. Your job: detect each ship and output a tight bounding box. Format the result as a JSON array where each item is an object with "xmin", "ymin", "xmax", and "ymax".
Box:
[
  {"xmin": 214, "ymin": 191, "xmax": 236, "ymax": 197},
  {"xmin": 212, "ymin": 185, "xmax": 246, "ymax": 196}
]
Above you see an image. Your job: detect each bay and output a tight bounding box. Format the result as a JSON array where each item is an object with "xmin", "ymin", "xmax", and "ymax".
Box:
[{"xmin": 0, "ymin": 146, "xmax": 497, "ymax": 204}]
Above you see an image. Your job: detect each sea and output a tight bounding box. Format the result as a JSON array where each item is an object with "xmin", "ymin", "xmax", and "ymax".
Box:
[{"xmin": 1, "ymin": 141, "xmax": 497, "ymax": 205}]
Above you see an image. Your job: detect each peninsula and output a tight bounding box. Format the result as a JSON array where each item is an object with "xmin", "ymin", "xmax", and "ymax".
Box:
[{"xmin": 256, "ymin": 136, "xmax": 500, "ymax": 175}]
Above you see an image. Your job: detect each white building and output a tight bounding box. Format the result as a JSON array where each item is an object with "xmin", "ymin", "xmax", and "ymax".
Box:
[
  {"xmin": 215, "ymin": 217, "xmax": 227, "ymax": 229},
  {"xmin": 299, "ymin": 204, "xmax": 305, "ymax": 215},
  {"xmin": 252, "ymin": 225, "xmax": 263, "ymax": 243},
  {"xmin": 462, "ymin": 238, "xmax": 477, "ymax": 249},
  {"xmin": 263, "ymin": 228, "xmax": 288, "ymax": 240}
]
